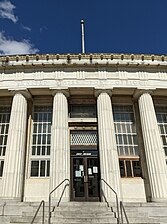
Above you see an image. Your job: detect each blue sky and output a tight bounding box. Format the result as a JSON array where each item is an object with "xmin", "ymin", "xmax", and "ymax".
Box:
[{"xmin": 0, "ymin": 0, "xmax": 167, "ymax": 55}]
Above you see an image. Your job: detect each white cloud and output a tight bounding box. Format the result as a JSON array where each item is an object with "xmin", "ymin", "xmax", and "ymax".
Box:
[
  {"xmin": 0, "ymin": 0, "xmax": 18, "ymax": 23},
  {"xmin": 21, "ymin": 24, "xmax": 31, "ymax": 32},
  {"xmin": 0, "ymin": 32, "xmax": 39, "ymax": 55}
]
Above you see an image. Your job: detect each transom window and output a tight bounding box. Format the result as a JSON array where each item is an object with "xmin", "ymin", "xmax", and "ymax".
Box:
[
  {"xmin": 70, "ymin": 130, "xmax": 98, "ymax": 145},
  {"xmin": 113, "ymin": 105, "xmax": 141, "ymax": 178},
  {"xmin": 30, "ymin": 106, "xmax": 52, "ymax": 177},
  {"xmin": 69, "ymin": 105, "xmax": 97, "ymax": 118},
  {"xmin": 155, "ymin": 106, "xmax": 167, "ymax": 163},
  {"xmin": 0, "ymin": 106, "xmax": 10, "ymax": 177}
]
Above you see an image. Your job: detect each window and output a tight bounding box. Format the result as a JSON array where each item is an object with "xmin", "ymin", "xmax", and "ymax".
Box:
[
  {"xmin": 119, "ymin": 159, "xmax": 141, "ymax": 177},
  {"xmin": 69, "ymin": 105, "xmax": 97, "ymax": 118},
  {"xmin": 113, "ymin": 105, "xmax": 141, "ymax": 177},
  {"xmin": 0, "ymin": 106, "xmax": 10, "ymax": 177},
  {"xmin": 155, "ymin": 106, "xmax": 167, "ymax": 164},
  {"xmin": 31, "ymin": 160, "xmax": 50, "ymax": 177},
  {"xmin": 0, "ymin": 160, "xmax": 4, "ymax": 177},
  {"xmin": 30, "ymin": 106, "xmax": 52, "ymax": 177}
]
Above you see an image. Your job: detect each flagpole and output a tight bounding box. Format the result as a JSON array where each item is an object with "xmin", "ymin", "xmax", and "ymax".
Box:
[{"xmin": 81, "ymin": 20, "xmax": 85, "ymax": 54}]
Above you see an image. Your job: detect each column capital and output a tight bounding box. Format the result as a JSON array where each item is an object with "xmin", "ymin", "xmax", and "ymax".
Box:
[
  {"xmin": 50, "ymin": 88, "xmax": 70, "ymax": 98},
  {"xmin": 94, "ymin": 88, "xmax": 113, "ymax": 98},
  {"xmin": 8, "ymin": 89, "xmax": 31, "ymax": 99},
  {"xmin": 133, "ymin": 88, "xmax": 156, "ymax": 100}
]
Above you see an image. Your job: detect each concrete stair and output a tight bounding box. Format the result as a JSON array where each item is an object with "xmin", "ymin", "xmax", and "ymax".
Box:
[
  {"xmin": 0, "ymin": 201, "xmax": 167, "ymax": 223},
  {"xmin": 120, "ymin": 202, "xmax": 167, "ymax": 224},
  {"xmin": 50, "ymin": 202, "xmax": 117, "ymax": 224},
  {"xmin": 0, "ymin": 201, "xmax": 117, "ymax": 224}
]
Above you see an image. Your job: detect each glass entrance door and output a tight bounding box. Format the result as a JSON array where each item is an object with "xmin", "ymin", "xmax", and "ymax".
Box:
[{"xmin": 71, "ymin": 156, "xmax": 100, "ymax": 201}]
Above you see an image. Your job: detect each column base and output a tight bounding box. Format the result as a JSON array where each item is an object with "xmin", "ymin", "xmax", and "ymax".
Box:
[
  {"xmin": 0, "ymin": 196, "xmax": 22, "ymax": 202},
  {"xmin": 151, "ymin": 198, "xmax": 167, "ymax": 202},
  {"xmin": 0, "ymin": 197, "xmax": 22, "ymax": 202}
]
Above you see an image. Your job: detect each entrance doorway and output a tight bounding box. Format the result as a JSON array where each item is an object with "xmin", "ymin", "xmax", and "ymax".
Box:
[{"xmin": 71, "ymin": 150, "xmax": 100, "ymax": 201}]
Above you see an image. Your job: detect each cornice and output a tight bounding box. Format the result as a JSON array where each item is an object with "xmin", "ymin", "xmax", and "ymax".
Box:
[{"xmin": 0, "ymin": 53, "xmax": 167, "ymax": 69}]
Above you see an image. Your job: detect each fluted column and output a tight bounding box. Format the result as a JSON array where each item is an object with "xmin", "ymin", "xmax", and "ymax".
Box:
[
  {"xmin": 138, "ymin": 91, "xmax": 167, "ymax": 201},
  {"xmin": 2, "ymin": 91, "xmax": 29, "ymax": 200},
  {"xmin": 96, "ymin": 90, "xmax": 121, "ymax": 201},
  {"xmin": 50, "ymin": 90, "xmax": 70, "ymax": 201}
]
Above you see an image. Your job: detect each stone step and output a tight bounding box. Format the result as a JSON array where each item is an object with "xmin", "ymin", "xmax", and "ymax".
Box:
[
  {"xmin": 23, "ymin": 211, "xmax": 115, "ymax": 218},
  {"xmin": 128, "ymin": 217, "xmax": 161, "ymax": 223},
  {"xmin": 58, "ymin": 202, "xmax": 107, "ymax": 206},
  {"xmin": 1, "ymin": 201, "xmax": 167, "ymax": 224},
  {"xmin": 9, "ymin": 216, "xmax": 117, "ymax": 224},
  {"xmin": 52, "ymin": 207, "xmax": 110, "ymax": 212},
  {"xmin": 8, "ymin": 216, "xmax": 47, "ymax": 223},
  {"xmin": 51, "ymin": 217, "xmax": 117, "ymax": 223},
  {"xmin": 121, "ymin": 211, "xmax": 148, "ymax": 217}
]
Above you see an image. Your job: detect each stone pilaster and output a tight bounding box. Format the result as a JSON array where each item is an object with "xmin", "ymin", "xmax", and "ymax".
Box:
[
  {"xmin": 138, "ymin": 91, "xmax": 167, "ymax": 201},
  {"xmin": 50, "ymin": 90, "xmax": 70, "ymax": 201},
  {"xmin": 96, "ymin": 90, "xmax": 121, "ymax": 201},
  {"xmin": 2, "ymin": 91, "xmax": 29, "ymax": 200}
]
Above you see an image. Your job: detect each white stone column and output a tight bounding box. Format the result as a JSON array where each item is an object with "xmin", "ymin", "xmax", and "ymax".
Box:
[
  {"xmin": 2, "ymin": 91, "xmax": 29, "ymax": 200},
  {"xmin": 96, "ymin": 90, "xmax": 121, "ymax": 202},
  {"xmin": 138, "ymin": 91, "xmax": 167, "ymax": 201},
  {"xmin": 50, "ymin": 90, "xmax": 70, "ymax": 201}
]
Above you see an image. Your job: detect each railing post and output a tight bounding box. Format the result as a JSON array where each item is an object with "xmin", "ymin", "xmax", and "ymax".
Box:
[
  {"xmin": 120, "ymin": 200, "xmax": 129, "ymax": 224},
  {"xmin": 100, "ymin": 179, "xmax": 120, "ymax": 224},
  {"xmin": 48, "ymin": 194, "xmax": 51, "ymax": 224},
  {"xmin": 48, "ymin": 179, "xmax": 70, "ymax": 224},
  {"xmin": 31, "ymin": 200, "xmax": 45, "ymax": 224},
  {"xmin": 2, "ymin": 202, "xmax": 6, "ymax": 216},
  {"xmin": 42, "ymin": 201, "xmax": 45, "ymax": 224},
  {"xmin": 116, "ymin": 194, "xmax": 120, "ymax": 224},
  {"xmin": 120, "ymin": 201, "xmax": 123, "ymax": 224}
]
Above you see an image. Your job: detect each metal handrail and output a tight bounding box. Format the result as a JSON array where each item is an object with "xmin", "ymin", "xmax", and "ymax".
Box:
[
  {"xmin": 31, "ymin": 200, "xmax": 45, "ymax": 224},
  {"xmin": 48, "ymin": 178, "xmax": 70, "ymax": 224},
  {"xmin": 120, "ymin": 201, "xmax": 129, "ymax": 224},
  {"xmin": 100, "ymin": 179, "xmax": 120, "ymax": 224},
  {"xmin": 2, "ymin": 202, "xmax": 6, "ymax": 216}
]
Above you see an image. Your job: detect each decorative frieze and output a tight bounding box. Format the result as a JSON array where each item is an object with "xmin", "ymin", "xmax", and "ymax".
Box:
[{"xmin": 76, "ymin": 70, "xmax": 85, "ymax": 79}]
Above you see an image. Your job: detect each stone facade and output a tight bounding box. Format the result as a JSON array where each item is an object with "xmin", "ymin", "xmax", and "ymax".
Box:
[{"xmin": 0, "ymin": 53, "xmax": 167, "ymax": 203}]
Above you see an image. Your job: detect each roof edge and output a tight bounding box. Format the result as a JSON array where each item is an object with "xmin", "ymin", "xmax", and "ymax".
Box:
[{"xmin": 0, "ymin": 53, "xmax": 167, "ymax": 68}]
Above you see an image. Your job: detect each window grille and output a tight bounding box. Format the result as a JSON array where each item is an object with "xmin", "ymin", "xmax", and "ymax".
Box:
[
  {"xmin": 70, "ymin": 131, "xmax": 98, "ymax": 145},
  {"xmin": 113, "ymin": 105, "xmax": 139, "ymax": 156},
  {"xmin": 155, "ymin": 106, "xmax": 167, "ymax": 162},
  {"xmin": 0, "ymin": 106, "xmax": 10, "ymax": 177},
  {"xmin": 30, "ymin": 106, "xmax": 52, "ymax": 177}
]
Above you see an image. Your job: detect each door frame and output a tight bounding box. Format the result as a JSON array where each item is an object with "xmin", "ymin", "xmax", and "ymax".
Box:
[{"xmin": 70, "ymin": 152, "xmax": 100, "ymax": 201}]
